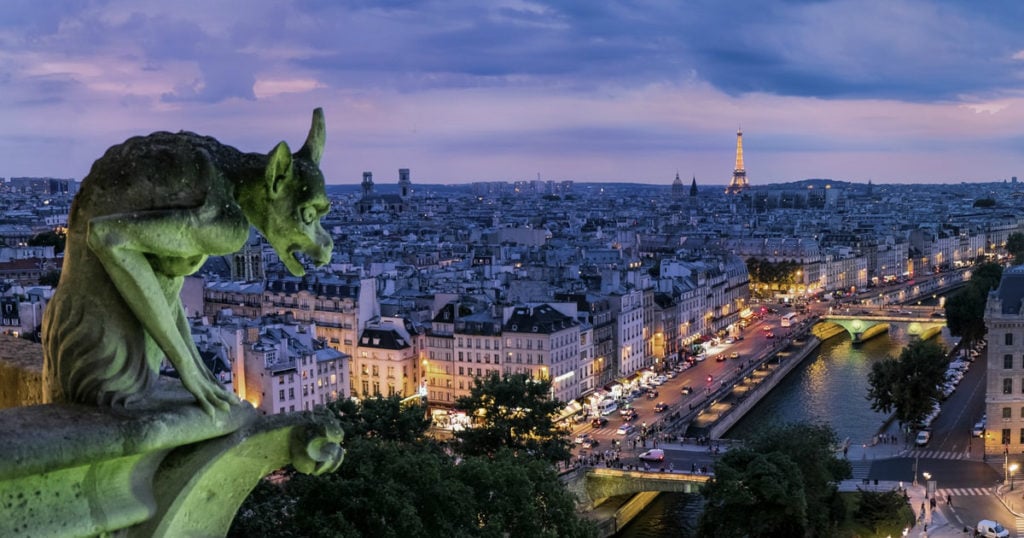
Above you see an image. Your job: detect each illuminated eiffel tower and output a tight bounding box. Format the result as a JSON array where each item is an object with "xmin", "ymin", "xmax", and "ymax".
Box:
[{"xmin": 724, "ymin": 128, "xmax": 748, "ymax": 194}]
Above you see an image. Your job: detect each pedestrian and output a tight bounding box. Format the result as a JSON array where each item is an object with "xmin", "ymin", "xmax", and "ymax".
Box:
[
  {"xmin": 946, "ymin": 493, "xmax": 951, "ymax": 505},
  {"xmin": 930, "ymin": 497, "xmax": 936, "ymax": 510}
]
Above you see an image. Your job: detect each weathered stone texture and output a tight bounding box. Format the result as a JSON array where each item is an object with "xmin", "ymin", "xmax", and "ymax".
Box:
[{"xmin": 0, "ymin": 334, "xmax": 42, "ymax": 408}]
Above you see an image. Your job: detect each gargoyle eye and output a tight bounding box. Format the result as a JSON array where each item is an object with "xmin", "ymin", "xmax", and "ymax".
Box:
[{"xmin": 301, "ymin": 206, "xmax": 316, "ymax": 225}]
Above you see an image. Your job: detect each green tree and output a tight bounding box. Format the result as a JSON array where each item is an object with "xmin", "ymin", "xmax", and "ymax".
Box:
[
  {"xmin": 329, "ymin": 394, "xmax": 429, "ymax": 443},
  {"xmin": 866, "ymin": 339, "xmax": 948, "ymax": 429},
  {"xmin": 452, "ymin": 449, "xmax": 596, "ymax": 538},
  {"xmin": 38, "ymin": 270, "xmax": 60, "ymax": 287},
  {"xmin": 698, "ymin": 423, "xmax": 850, "ymax": 537},
  {"xmin": 454, "ymin": 372, "xmax": 571, "ymax": 463},
  {"xmin": 230, "ymin": 403, "xmax": 596, "ymax": 537},
  {"xmin": 27, "ymin": 229, "xmax": 66, "ymax": 254},
  {"xmin": 1007, "ymin": 232, "xmax": 1024, "ymax": 264},
  {"xmin": 945, "ymin": 262, "xmax": 1003, "ymax": 343},
  {"xmin": 973, "ymin": 197, "xmax": 996, "ymax": 208},
  {"xmin": 698, "ymin": 449, "xmax": 808, "ymax": 537},
  {"xmin": 853, "ymin": 488, "xmax": 914, "ymax": 534}
]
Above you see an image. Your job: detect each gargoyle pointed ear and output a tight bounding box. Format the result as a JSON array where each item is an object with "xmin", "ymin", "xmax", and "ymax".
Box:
[{"xmin": 296, "ymin": 107, "xmax": 325, "ymax": 165}]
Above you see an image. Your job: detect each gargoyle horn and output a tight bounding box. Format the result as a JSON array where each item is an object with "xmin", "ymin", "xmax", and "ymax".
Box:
[{"xmin": 296, "ymin": 108, "xmax": 325, "ymax": 165}]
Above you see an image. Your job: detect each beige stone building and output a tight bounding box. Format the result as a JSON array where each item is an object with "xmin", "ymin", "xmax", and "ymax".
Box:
[{"xmin": 984, "ymin": 266, "xmax": 1024, "ymax": 462}]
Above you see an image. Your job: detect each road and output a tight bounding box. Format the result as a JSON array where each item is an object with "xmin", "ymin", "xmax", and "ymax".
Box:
[{"xmin": 570, "ymin": 307, "xmax": 788, "ymax": 472}]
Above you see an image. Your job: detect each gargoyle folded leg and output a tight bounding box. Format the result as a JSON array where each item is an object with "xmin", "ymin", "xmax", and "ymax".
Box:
[{"xmin": 86, "ymin": 208, "xmax": 243, "ymax": 415}]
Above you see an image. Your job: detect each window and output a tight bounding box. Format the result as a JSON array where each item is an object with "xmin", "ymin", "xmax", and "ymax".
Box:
[
  {"xmin": 1005, "ymin": 378, "xmax": 1014, "ymax": 394},
  {"xmin": 1020, "ymin": 429, "xmax": 1024, "ymax": 445},
  {"xmin": 1004, "ymin": 407, "xmax": 1012, "ymax": 419},
  {"xmin": 1006, "ymin": 354, "xmax": 1015, "ymax": 369},
  {"xmin": 1007, "ymin": 333, "xmax": 1014, "ymax": 346},
  {"xmin": 278, "ymin": 389, "xmax": 285, "ymax": 401},
  {"xmin": 288, "ymin": 388, "xmax": 295, "ymax": 400},
  {"xmin": 1003, "ymin": 428, "xmax": 1012, "ymax": 445}
]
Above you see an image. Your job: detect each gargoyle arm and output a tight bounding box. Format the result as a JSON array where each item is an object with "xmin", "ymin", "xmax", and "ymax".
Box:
[{"xmin": 87, "ymin": 207, "xmax": 244, "ymax": 415}]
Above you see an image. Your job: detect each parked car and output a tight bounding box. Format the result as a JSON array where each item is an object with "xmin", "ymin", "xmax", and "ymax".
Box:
[
  {"xmin": 976, "ymin": 519, "xmax": 1010, "ymax": 538},
  {"xmin": 638, "ymin": 448, "xmax": 665, "ymax": 462},
  {"xmin": 616, "ymin": 424, "xmax": 637, "ymax": 436},
  {"xmin": 591, "ymin": 417, "xmax": 608, "ymax": 428},
  {"xmin": 654, "ymin": 402, "xmax": 669, "ymax": 413},
  {"xmin": 915, "ymin": 430, "xmax": 931, "ymax": 446}
]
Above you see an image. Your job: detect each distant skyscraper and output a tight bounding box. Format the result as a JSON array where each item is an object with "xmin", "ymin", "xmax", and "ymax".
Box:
[{"xmin": 725, "ymin": 129, "xmax": 748, "ymax": 194}]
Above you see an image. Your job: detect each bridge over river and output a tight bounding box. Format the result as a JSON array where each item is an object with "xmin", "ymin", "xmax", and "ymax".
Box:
[{"xmin": 821, "ymin": 304, "xmax": 946, "ymax": 343}]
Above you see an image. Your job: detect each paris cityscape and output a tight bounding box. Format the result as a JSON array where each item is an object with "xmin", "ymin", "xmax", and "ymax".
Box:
[{"xmin": 5, "ymin": 2, "xmax": 1024, "ymax": 538}]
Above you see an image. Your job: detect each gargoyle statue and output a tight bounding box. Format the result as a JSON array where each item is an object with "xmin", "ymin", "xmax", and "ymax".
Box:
[{"xmin": 42, "ymin": 109, "xmax": 334, "ymax": 415}]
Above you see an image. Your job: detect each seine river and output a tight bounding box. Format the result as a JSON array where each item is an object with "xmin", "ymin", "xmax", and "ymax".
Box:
[{"xmin": 617, "ymin": 328, "xmax": 956, "ymax": 537}]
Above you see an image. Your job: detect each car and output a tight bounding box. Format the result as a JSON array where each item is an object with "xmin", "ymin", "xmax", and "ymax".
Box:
[
  {"xmin": 574, "ymin": 433, "xmax": 593, "ymax": 445},
  {"xmin": 915, "ymin": 430, "xmax": 931, "ymax": 446},
  {"xmin": 654, "ymin": 402, "xmax": 669, "ymax": 413},
  {"xmin": 973, "ymin": 419, "xmax": 986, "ymax": 437},
  {"xmin": 715, "ymin": 354, "xmax": 726, "ymax": 362},
  {"xmin": 622, "ymin": 409, "xmax": 638, "ymax": 422},
  {"xmin": 646, "ymin": 389, "xmax": 659, "ymax": 399},
  {"xmin": 581, "ymin": 437, "xmax": 599, "ymax": 449},
  {"xmin": 616, "ymin": 424, "xmax": 637, "ymax": 436},
  {"xmin": 729, "ymin": 351, "xmax": 740, "ymax": 359},
  {"xmin": 591, "ymin": 417, "xmax": 608, "ymax": 428},
  {"xmin": 680, "ymin": 386, "xmax": 693, "ymax": 395},
  {"xmin": 694, "ymin": 354, "xmax": 706, "ymax": 362},
  {"xmin": 724, "ymin": 336, "xmax": 736, "ymax": 344},
  {"xmin": 638, "ymin": 448, "xmax": 665, "ymax": 462},
  {"xmin": 765, "ymin": 332, "xmax": 775, "ymax": 339},
  {"xmin": 976, "ymin": 519, "xmax": 1010, "ymax": 538}
]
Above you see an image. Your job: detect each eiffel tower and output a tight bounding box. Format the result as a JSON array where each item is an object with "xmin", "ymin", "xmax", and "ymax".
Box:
[{"xmin": 725, "ymin": 129, "xmax": 748, "ymax": 194}]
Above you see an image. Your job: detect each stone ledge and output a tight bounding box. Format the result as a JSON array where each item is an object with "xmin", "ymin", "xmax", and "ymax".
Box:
[
  {"xmin": 0, "ymin": 333, "xmax": 43, "ymax": 409},
  {"xmin": 0, "ymin": 381, "xmax": 344, "ymax": 537}
]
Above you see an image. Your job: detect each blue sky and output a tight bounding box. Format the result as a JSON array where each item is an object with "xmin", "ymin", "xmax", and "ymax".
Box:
[{"xmin": 3, "ymin": 0, "xmax": 1024, "ymax": 185}]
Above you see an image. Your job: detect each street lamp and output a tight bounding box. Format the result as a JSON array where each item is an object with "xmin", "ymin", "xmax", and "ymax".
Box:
[
  {"xmin": 922, "ymin": 472, "xmax": 932, "ymax": 499},
  {"xmin": 1011, "ymin": 463, "xmax": 1019, "ymax": 491}
]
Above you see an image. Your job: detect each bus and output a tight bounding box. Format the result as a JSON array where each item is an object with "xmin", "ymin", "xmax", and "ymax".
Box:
[{"xmin": 780, "ymin": 312, "xmax": 798, "ymax": 327}]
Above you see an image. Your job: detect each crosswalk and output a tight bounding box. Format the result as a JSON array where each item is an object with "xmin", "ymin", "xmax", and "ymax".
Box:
[
  {"xmin": 935, "ymin": 487, "xmax": 992, "ymax": 497},
  {"xmin": 903, "ymin": 449, "xmax": 970, "ymax": 460},
  {"xmin": 1016, "ymin": 517, "xmax": 1024, "ymax": 538}
]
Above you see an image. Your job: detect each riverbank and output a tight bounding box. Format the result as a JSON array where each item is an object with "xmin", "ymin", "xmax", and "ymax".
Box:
[{"xmin": 582, "ymin": 320, "xmax": 845, "ymax": 537}]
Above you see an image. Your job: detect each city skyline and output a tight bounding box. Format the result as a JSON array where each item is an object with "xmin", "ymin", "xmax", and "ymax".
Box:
[{"xmin": 3, "ymin": 1, "xmax": 1024, "ymax": 185}]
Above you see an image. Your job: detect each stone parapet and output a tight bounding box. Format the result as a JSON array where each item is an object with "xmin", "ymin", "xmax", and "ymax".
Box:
[
  {"xmin": 0, "ymin": 380, "xmax": 344, "ymax": 537},
  {"xmin": 0, "ymin": 333, "xmax": 42, "ymax": 408}
]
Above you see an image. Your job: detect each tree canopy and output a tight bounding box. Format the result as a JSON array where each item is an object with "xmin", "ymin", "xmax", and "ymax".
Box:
[
  {"xmin": 944, "ymin": 262, "xmax": 1003, "ymax": 343},
  {"xmin": 454, "ymin": 372, "xmax": 571, "ymax": 463},
  {"xmin": 230, "ymin": 391, "xmax": 594, "ymax": 538},
  {"xmin": 865, "ymin": 339, "xmax": 948, "ymax": 429},
  {"xmin": 27, "ymin": 229, "xmax": 66, "ymax": 254},
  {"xmin": 698, "ymin": 422, "xmax": 850, "ymax": 537}
]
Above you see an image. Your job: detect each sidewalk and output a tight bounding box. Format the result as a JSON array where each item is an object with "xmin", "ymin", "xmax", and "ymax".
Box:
[{"xmin": 836, "ymin": 480, "xmax": 968, "ymax": 537}]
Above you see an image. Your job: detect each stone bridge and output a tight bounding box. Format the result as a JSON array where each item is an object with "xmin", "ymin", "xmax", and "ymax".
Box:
[
  {"xmin": 561, "ymin": 466, "xmax": 710, "ymax": 508},
  {"xmin": 820, "ymin": 305, "xmax": 946, "ymax": 344}
]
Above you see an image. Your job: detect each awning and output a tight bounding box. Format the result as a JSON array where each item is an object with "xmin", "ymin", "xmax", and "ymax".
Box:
[{"xmin": 555, "ymin": 401, "xmax": 584, "ymax": 421}]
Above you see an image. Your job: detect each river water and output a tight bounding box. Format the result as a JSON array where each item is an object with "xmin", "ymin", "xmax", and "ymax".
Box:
[{"xmin": 617, "ymin": 328, "xmax": 956, "ymax": 537}]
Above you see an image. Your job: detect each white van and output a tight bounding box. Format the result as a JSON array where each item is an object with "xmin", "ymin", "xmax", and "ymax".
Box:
[
  {"xmin": 976, "ymin": 520, "xmax": 1009, "ymax": 538},
  {"xmin": 598, "ymin": 400, "xmax": 618, "ymax": 416}
]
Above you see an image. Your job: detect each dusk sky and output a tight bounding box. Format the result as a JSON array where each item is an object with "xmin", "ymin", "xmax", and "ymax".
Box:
[{"xmin": 4, "ymin": 1, "xmax": 1024, "ymax": 186}]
